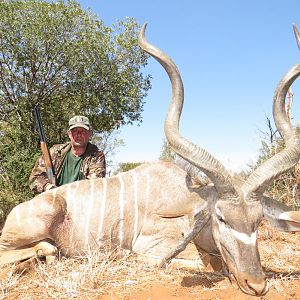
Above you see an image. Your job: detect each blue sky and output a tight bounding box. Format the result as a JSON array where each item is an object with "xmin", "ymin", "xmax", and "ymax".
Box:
[{"xmin": 79, "ymin": 0, "xmax": 300, "ymax": 172}]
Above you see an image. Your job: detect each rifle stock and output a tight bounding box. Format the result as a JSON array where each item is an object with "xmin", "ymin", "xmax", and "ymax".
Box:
[{"xmin": 33, "ymin": 106, "xmax": 56, "ymax": 185}]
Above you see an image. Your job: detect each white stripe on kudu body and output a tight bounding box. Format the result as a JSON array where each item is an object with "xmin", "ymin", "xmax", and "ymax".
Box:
[
  {"xmin": 84, "ymin": 180, "xmax": 95, "ymax": 247},
  {"xmin": 118, "ymin": 174, "xmax": 125, "ymax": 246},
  {"xmin": 140, "ymin": 172, "xmax": 150, "ymax": 234},
  {"xmin": 97, "ymin": 178, "xmax": 107, "ymax": 242},
  {"xmin": 133, "ymin": 170, "xmax": 139, "ymax": 243},
  {"xmin": 27, "ymin": 200, "xmax": 34, "ymax": 219},
  {"xmin": 51, "ymin": 188, "xmax": 58, "ymax": 206},
  {"xmin": 14, "ymin": 206, "xmax": 22, "ymax": 229},
  {"xmin": 67, "ymin": 181, "xmax": 79, "ymax": 242}
]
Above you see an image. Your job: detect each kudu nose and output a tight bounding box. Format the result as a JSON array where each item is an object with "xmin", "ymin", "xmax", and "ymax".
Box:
[{"xmin": 245, "ymin": 278, "xmax": 269, "ymax": 296}]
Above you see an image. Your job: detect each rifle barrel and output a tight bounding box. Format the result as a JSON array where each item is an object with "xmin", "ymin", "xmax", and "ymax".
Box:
[
  {"xmin": 33, "ymin": 106, "xmax": 46, "ymax": 142},
  {"xmin": 33, "ymin": 106, "xmax": 56, "ymax": 185}
]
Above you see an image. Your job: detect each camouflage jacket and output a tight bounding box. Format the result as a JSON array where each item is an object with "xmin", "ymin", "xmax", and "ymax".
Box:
[{"xmin": 29, "ymin": 142, "xmax": 106, "ymax": 194}]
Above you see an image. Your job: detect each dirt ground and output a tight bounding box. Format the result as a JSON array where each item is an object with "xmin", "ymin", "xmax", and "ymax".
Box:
[{"xmin": 1, "ymin": 220, "xmax": 299, "ymax": 300}]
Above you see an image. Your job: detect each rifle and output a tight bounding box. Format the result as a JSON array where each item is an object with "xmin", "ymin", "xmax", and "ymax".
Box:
[{"xmin": 33, "ymin": 106, "xmax": 56, "ymax": 185}]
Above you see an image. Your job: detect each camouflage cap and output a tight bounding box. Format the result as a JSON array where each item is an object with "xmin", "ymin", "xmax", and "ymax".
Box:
[{"xmin": 69, "ymin": 115, "xmax": 91, "ymax": 130}]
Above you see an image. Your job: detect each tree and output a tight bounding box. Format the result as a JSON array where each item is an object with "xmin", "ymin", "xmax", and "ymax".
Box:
[
  {"xmin": 91, "ymin": 130, "xmax": 125, "ymax": 175},
  {"xmin": 0, "ymin": 0, "xmax": 151, "ymax": 223},
  {"xmin": 247, "ymin": 117, "xmax": 299, "ymax": 209},
  {"xmin": 114, "ymin": 162, "xmax": 143, "ymax": 175},
  {"xmin": 0, "ymin": 0, "xmax": 151, "ymax": 136},
  {"xmin": 159, "ymin": 139, "xmax": 175, "ymax": 161}
]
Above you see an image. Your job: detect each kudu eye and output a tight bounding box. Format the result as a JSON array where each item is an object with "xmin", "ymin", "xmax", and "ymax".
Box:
[
  {"xmin": 215, "ymin": 207, "xmax": 225, "ymax": 224},
  {"xmin": 216, "ymin": 214, "xmax": 225, "ymax": 223}
]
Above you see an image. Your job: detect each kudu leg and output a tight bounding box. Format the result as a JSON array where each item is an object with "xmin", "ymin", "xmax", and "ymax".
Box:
[
  {"xmin": 0, "ymin": 241, "xmax": 57, "ymax": 267},
  {"xmin": 0, "ymin": 193, "xmax": 66, "ymax": 267},
  {"xmin": 133, "ymin": 210, "xmax": 210, "ymax": 270},
  {"xmin": 160, "ymin": 210, "xmax": 210, "ymax": 267}
]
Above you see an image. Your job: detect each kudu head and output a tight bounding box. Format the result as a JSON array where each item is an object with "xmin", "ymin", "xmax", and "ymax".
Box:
[{"xmin": 138, "ymin": 24, "xmax": 300, "ymax": 296}]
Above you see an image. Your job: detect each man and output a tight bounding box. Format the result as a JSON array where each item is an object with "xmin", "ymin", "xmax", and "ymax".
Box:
[{"xmin": 29, "ymin": 115, "xmax": 106, "ymax": 194}]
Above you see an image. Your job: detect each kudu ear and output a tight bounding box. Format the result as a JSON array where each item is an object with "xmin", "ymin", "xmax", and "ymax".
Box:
[
  {"xmin": 261, "ymin": 196, "xmax": 300, "ymax": 232},
  {"xmin": 276, "ymin": 211, "xmax": 300, "ymax": 232},
  {"xmin": 278, "ymin": 211, "xmax": 300, "ymax": 224}
]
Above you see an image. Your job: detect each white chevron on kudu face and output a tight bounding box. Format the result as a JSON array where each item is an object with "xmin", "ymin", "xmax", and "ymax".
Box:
[
  {"xmin": 233, "ymin": 229, "xmax": 257, "ymax": 245},
  {"xmin": 218, "ymin": 221, "xmax": 257, "ymax": 245}
]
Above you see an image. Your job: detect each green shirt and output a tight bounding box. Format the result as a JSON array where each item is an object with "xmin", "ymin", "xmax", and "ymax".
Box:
[{"xmin": 57, "ymin": 150, "xmax": 84, "ymax": 186}]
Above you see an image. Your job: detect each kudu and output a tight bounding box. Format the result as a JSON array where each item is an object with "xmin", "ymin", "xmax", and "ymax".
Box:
[{"xmin": 1, "ymin": 24, "xmax": 300, "ymax": 296}]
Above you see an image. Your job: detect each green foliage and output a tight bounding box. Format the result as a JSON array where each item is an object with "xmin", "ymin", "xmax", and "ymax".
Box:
[
  {"xmin": 91, "ymin": 130, "xmax": 125, "ymax": 174},
  {"xmin": 247, "ymin": 122, "xmax": 299, "ymax": 209},
  {"xmin": 159, "ymin": 139, "xmax": 175, "ymax": 161},
  {"xmin": 115, "ymin": 162, "xmax": 143, "ymax": 174},
  {"xmin": 0, "ymin": 0, "xmax": 151, "ymax": 224},
  {"xmin": 0, "ymin": 121, "xmax": 38, "ymax": 226},
  {"xmin": 0, "ymin": 0, "xmax": 151, "ymax": 136}
]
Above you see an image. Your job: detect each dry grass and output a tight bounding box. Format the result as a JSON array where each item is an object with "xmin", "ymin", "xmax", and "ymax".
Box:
[
  {"xmin": 0, "ymin": 221, "xmax": 299, "ymax": 300},
  {"xmin": 0, "ymin": 248, "xmax": 186, "ymax": 299}
]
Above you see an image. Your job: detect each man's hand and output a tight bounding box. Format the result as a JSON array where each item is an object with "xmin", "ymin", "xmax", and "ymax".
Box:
[{"xmin": 45, "ymin": 183, "xmax": 56, "ymax": 191}]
